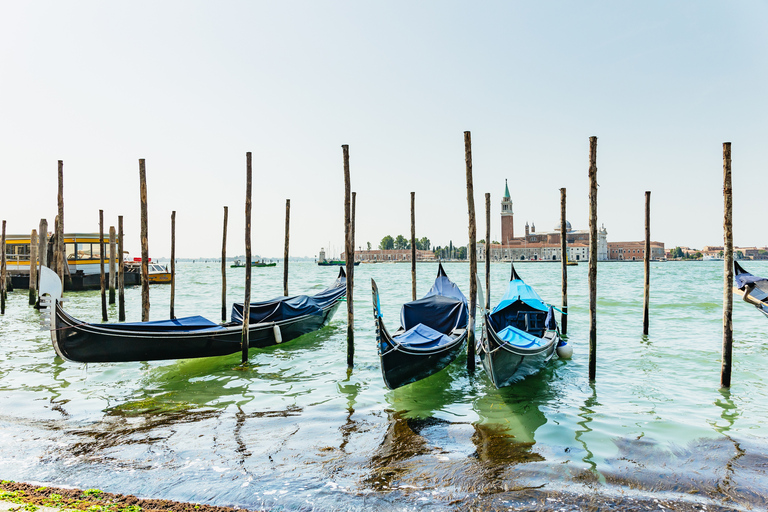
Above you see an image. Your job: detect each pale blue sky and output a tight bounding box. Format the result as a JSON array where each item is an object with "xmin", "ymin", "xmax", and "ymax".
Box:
[{"xmin": 1, "ymin": 1, "xmax": 766, "ymax": 257}]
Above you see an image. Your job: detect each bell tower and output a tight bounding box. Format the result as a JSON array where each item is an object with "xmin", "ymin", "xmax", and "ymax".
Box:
[{"xmin": 500, "ymin": 179, "xmax": 514, "ymax": 244}]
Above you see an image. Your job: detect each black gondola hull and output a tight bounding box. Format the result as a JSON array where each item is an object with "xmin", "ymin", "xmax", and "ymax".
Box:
[
  {"xmin": 377, "ymin": 317, "xmax": 466, "ymax": 390},
  {"xmin": 53, "ymin": 300, "xmax": 342, "ymax": 363}
]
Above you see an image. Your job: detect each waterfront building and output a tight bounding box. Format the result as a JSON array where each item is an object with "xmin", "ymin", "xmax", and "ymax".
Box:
[
  {"xmin": 608, "ymin": 241, "xmax": 666, "ymax": 261},
  {"xmin": 481, "ymin": 181, "xmax": 609, "ymax": 262},
  {"xmin": 344, "ymin": 248, "xmax": 436, "ymax": 262}
]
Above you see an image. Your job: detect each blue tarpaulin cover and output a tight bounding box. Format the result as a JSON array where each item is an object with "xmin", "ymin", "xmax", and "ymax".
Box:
[
  {"xmin": 397, "ymin": 263, "xmax": 468, "ymax": 336},
  {"xmin": 735, "ymin": 262, "xmax": 768, "ymax": 290},
  {"xmin": 231, "ymin": 270, "xmax": 346, "ymax": 324},
  {"xmin": 98, "ymin": 316, "xmax": 226, "ymax": 332},
  {"xmin": 395, "ymin": 323, "xmax": 455, "ymax": 350},
  {"xmin": 491, "ymin": 278, "xmax": 549, "ymax": 315},
  {"xmin": 496, "ymin": 325, "xmax": 543, "ymax": 348},
  {"xmin": 400, "ymin": 295, "xmax": 468, "ymax": 334},
  {"xmin": 424, "ymin": 264, "xmax": 468, "ymax": 303}
]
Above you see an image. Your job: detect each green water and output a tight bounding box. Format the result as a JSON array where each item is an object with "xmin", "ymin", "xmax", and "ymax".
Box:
[{"xmin": 1, "ymin": 260, "xmax": 767, "ymax": 510}]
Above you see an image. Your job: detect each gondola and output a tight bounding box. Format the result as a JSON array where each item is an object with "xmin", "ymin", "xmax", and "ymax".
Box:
[
  {"xmin": 734, "ymin": 261, "xmax": 768, "ymax": 318},
  {"xmin": 371, "ymin": 263, "xmax": 468, "ymax": 390},
  {"xmin": 478, "ymin": 264, "xmax": 566, "ymax": 388},
  {"xmin": 38, "ymin": 265, "xmax": 346, "ymax": 363}
]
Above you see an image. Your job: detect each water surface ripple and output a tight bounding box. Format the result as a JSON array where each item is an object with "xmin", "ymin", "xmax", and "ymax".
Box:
[{"xmin": 2, "ymin": 261, "xmax": 768, "ymax": 510}]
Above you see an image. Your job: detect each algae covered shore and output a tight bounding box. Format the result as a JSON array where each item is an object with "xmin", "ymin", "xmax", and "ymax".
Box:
[{"xmin": 0, "ymin": 481, "xmax": 254, "ymax": 512}]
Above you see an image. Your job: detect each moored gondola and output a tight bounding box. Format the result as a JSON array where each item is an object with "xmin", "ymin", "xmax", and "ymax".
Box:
[
  {"xmin": 478, "ymin": 264, "xmax": 567, "ymax": 388},
  {"xmin": 734, "ymin": 261, "xmax": 768, "ymax": 318},
  {"xmin": 39, "ymin": 266, "xmax": 346, "ymax": 363},
  {"xmin": 371, "ymin": 263, "xmax": 468, "ymax": 390}
]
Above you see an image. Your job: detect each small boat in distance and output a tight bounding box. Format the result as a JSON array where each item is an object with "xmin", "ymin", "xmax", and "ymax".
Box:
[
  {"xmin": 371, "ymin": 263, "xmax": 468, "ymax": 390},
  {"xmin": 734, "ymin": 261, "xmax": 768, "ymax": 318},
  {"xmin": 124, "ymin": 259, "xmax": 172, "ymax": 283},
  {"xmin": 39, "ymin": 266, "xmax": 347, "ymax": 363},
  {"xmin": 478, "ymin": 264, "xmax": 568, "ymax": 388},
  {"xmin": 231, "ymin": 259, "xmax": 277, "ymax": 268}
]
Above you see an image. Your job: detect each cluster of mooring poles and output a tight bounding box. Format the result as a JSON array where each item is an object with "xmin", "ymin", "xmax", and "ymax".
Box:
[
  {"xmin": 0, "ymin": 159, "xmax": 155, "ymax": 323},
  {"xmin": 0, "ymin": 140, "xmax": 741, "ymax": 388}
]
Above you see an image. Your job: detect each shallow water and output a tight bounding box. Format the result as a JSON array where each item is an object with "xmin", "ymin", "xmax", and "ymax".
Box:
[{"xmin": 1, "ymin": 260, "xmax": 768, "ymax": 510}]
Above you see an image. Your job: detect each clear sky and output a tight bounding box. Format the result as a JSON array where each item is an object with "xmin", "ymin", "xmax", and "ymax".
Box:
[{"xmin": 1, "ymin": 1, "xmax": 766, "ymax": 258}]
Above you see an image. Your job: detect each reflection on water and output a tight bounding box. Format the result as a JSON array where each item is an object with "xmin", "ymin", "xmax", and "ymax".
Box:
[
  {"xmin": 575, "ymin": 382, "xmax": 601, "ymax": 477},
  {"xmin": 3, "ymin": 261, "xmax": 768, "ymax": 510}
]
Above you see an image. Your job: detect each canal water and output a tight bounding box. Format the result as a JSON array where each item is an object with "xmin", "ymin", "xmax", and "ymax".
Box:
[{"xmin": 1, "ymin": 260, "xmax": 767, "ymax": 511}]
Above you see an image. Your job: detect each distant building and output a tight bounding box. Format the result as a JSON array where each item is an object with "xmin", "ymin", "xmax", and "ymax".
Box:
[
  {"xmin": 345, "ymin": 248, "xmax": 435, "ymax": 262},
  {"xmin": 608, "ymin": 241, "xmax": 666, "ymax": 261},
  {"xmin": 481, "ymin": 180, "xmax": 608, "ymax": 262}
]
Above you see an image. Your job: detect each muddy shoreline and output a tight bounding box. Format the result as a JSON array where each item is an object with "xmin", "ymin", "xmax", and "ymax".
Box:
[{"xmin": 0, "ymin": 481, "xmax": 259, "ymax": 512}]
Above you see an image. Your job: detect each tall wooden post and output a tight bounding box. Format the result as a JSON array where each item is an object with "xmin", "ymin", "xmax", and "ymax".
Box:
[
  {"xmin": 722, "ymin": 142, "xmax": 733, "ymax": 389},
  {"xmin": 643, "ymin": 191, "xmax": 651, "ymax": 335},
  {"xmin": 57, "ymin": 160, "xmax": 65, "ymax": 285},
  {"xmin": 29, "ymin": 230, "xmax": 38, "ymax": 306},
  {"xmin": 343, "ymin": 144, "xmax": 354, "ymax": 367},
  {"xmin": 1, "ymin": 220, "xmax": 6, "ymax": 315},
  {"xmin": 221, "ymin": 206, "xmax": 228, "ymax": 322},
  {"xmin": 464, "ymin": 131, "xmax": 477, "ymax": 371},
  {"xmin": 560, "ymin": 188, "xmax": 568, "ymax": 335},
  {"xmin": 99, "ymin": 210, "xmax": 107, "ymax": 321},
  {"xmin": 411, "ymin": 192, "xmax": 416, "ymax": 301},
  {"xmin": 485, "ymin": 192, "xmax": 491, "ymax": 310},
  {"xmin": 351, "ymin": 192, "xmax": 356, "ymax": 268},
  {"xmin": 38, "ymin": 219, "xmax": 48, "ymax": 270},
  {"xmin": 109, "ymin": 226, "xmax": 116, "ymax": 304},
  {"xmin": 170, "ymin": 210, "xmax": 176, "ymax": 319},
  {"xmin": 242, "ymin": 152, "xmax": 253, "ymax": 364},
  {"xmin": 283, "ymin": 199, "xmax": 290, "ymax": 297},
  {"xmin": 118, "ymin": 216, "xmax": 126, "ymax": 321},
  {"xmin": 139, "ymin": 159, "xmax": 150, "ymax": 322},
  {"xmin": 588, "ymin": 136, "xmax": 598, "ymax": 381}
]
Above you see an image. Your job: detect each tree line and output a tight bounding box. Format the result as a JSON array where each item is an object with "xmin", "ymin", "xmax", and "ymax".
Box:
[
  {"xmin": 378, "ymin": 235, "xmax": 431, "ymax": 251},
  {"xmin": 372, "ymin": 236, "xmax": 505, "ymax": 260}
]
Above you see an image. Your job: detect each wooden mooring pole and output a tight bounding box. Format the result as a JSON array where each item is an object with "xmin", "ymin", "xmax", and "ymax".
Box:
[
  {"xmin": 560, "ymin": 188, "xmax": 568, "ymax": 335},
  {"xmin": 1, "ymin": 220, "xmax": 6, "ymax": 315},
  {"xmin": 99, "ymin": 210, "xmax": 107, "ymax": 321},
  {"xmin": 411, "ymin": 192, "xmax": 416, "ymax": 301},
  {"xmin": 343, "ymin": 144, "xmax": 354, "ymax": 367},
  {"xmin": 485, "ymin": 192, "xmax": 490, "ymax": 311},
  {"xmin": 722, "ymin": 142, "xmax": 734, "ymax": 389},
  {"xmin": 139, "ymin": 159, "xmax": 150, "ymax": 322},
  {"xmin": 643, "ymin": 191, "xmax": 651, "ymax": 335},
  {"xmin": 170, "ymin": 210, "xmax": 176, "ymax": 319},
  {"xmin": 588, "ymin": 137, "xmax": 598, "ymax": 381},
  {"xmin": 109, "ymin": 227, "xmax": 116, "ymax": 305},
  {"xmin": 39, "ymin": 219, "xmax": 48, "ymax": 270},
  {"xmin": 283, "ymin": 199, "xmax": 290, "ymax": 297},
  {"xmin": 242, "ymin": 152, "xmax": 253, "ymax": 364},
  {"xmin": 222, "ymin": 206, "xmax": 228, "ymax": 322},
  {"xmin": 57, "ymin": 160, "xmax": 65, "ymax": 286},
  {"xmin": 464, "ymin": 131, "xmax": 477, "ymax": 372},
  {"xmin": 118, "ymin": 216, "xmax": 126, "ymax": 321},
  {"xmin": 351, "ymin": 192, "xmax": 356, "ymax": 266},
  {"xmin": 29, "ymin": 230, "xmax": 38, "ymax": 306}
]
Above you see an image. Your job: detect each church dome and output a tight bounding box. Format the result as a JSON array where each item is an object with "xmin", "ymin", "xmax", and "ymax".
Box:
[{"xmin": 555, "ymin": 221, "xmax": 572, "ymax": 232}]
